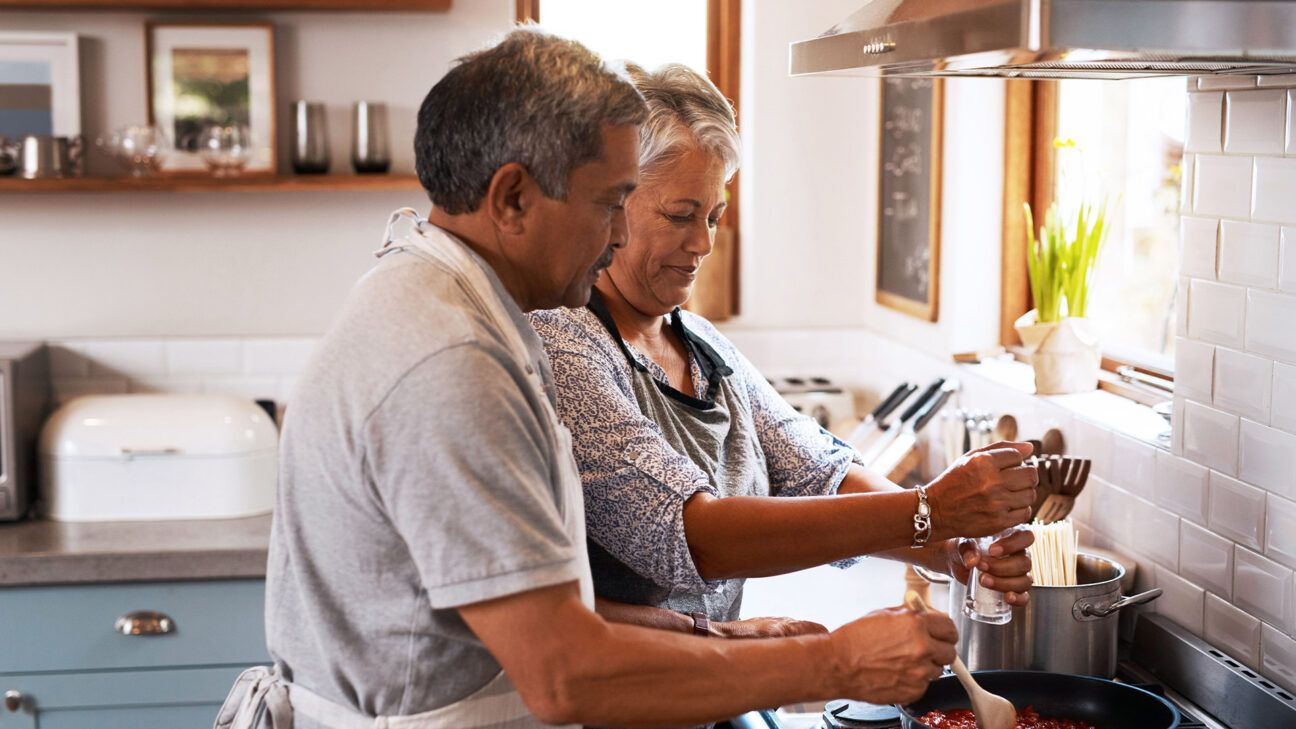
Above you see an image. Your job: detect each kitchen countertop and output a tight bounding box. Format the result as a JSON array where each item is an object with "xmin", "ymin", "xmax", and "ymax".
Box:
[{"xmin": 0, "ymin": 514, "xmax": 271, "ymax": 586}]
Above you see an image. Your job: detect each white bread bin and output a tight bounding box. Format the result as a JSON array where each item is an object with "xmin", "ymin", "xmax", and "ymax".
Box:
[{"xmin": 39, "ymin": 394, "xmax": 277, "ymax": 522}]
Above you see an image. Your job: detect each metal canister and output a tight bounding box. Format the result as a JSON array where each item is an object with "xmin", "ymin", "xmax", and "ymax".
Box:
[{"xmin": 948, "ymin": 553, "xmax": 1161, "ymax": 677}]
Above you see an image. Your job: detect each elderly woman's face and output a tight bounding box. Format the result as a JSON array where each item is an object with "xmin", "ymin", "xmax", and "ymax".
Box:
[{"xmin": 605, "ymin": 146, "xmax": 727, "ymax": 316}]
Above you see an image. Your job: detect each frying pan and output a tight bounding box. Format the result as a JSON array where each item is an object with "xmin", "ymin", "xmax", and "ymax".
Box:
[{"xmin": 898, "ymin": 670, "xmax": 1180, "ymax": 728}]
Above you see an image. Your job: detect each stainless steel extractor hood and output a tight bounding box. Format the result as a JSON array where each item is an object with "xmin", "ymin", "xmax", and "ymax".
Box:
[{"xmin": 790, "ymin": 0, "xmax": 1296, "ymax": 79}]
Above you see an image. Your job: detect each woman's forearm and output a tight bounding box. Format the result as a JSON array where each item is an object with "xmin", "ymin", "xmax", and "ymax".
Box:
[{"xmin": 595, "ymin": 597, "xmax": 692, "ymax": 633}]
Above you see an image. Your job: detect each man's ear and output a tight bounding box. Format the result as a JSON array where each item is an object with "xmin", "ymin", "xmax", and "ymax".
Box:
[{"xmin": 484, "ymin": 162, "xmax": 534, "ymax": 235}]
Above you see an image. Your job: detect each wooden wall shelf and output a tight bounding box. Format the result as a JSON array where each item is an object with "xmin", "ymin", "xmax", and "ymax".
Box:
[
  {"xmin": 0, "ymin": 0, "xmax": 450, "ymax": 10},
  {"xmin": 0, "ymin": 174, "xmax": 423, "ymax": 193}
]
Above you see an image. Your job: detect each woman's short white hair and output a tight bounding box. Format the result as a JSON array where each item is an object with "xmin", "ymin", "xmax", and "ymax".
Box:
[{"xmin": 623, "ymin": 62, "xmax": 741, "ymax": 182}]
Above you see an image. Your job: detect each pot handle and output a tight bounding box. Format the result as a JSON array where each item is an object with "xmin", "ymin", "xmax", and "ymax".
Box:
[{"xmin": 1077, "ymin": 587, "xmax": 1163, "ymax": 618}]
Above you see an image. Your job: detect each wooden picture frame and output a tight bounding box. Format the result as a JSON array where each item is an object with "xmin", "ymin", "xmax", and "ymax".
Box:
[
  {"xmin": 876, "ymin": 77, "xmax": 943, "ymax": 322},
  {"xmin": 0, "ymin": 32, "xmax": 80, "ymax": 140},
  {"xmin": 146, "ymin": 20, "xmax": 276, "ymax": 174}
]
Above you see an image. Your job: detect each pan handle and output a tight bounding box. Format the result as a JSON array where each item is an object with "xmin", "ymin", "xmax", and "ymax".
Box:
[{"xmin": 1074, "ymin": 588, "xmax": 1163, "ymax": 620}]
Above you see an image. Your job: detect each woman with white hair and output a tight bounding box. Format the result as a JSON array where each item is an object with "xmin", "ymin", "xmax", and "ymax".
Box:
[{"xmin": 528, "ymin": 63, "xmax": 1038, "ymax": 640}]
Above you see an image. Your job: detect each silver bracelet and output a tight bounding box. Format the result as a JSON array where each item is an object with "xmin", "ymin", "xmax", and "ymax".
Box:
[{"xmin": 911, "ymin": 484, "xmax": 932, "ymax": 548}]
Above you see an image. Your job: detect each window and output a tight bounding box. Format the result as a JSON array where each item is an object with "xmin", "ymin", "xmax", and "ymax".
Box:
[{"xmin": 517, "ymin": 0, "xmax": 742, "ymax": 320}]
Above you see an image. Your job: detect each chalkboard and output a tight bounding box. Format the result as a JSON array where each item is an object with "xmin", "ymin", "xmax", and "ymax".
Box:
[{"xmin": 877, "ymin": 77, "xmax": 943, "ymax": 321}]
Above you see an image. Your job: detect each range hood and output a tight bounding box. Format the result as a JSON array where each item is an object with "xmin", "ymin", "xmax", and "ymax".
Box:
[{"xmin": 790, "ymin": 0, "xmax": 1296, "ymax": 80}]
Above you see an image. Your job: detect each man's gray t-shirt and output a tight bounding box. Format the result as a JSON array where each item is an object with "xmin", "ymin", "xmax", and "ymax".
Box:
[{"xmin": 265, "ymin": 241, "xmax": 584, "ymax": 724}]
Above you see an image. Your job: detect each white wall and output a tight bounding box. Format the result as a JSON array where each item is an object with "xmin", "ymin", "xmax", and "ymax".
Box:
[{"xmin": 0, "ymin": 3, "xmax": 512, "ymax": 338}]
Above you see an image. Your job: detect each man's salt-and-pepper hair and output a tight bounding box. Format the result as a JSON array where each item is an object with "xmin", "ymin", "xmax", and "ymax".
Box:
[
  {"xmin": 623, "ymin": 63, "xmax": 741, "ymax": 182},
  {"xmin": 415, "ymin": 27, "xmax": 648, "ymax": 214}
]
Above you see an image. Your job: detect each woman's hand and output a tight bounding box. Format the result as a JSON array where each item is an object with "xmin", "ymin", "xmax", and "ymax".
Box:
[
  {"xmin": 943, "ymin": 530, "xmax": 1035, "ymax": 606},
  {"xmin": 925, "ymin": 441, "xmax": 1038, "ymax": 540},
  {"xmin": 714, "ymin": 616, "xmax": 828, "ymax": 639}
]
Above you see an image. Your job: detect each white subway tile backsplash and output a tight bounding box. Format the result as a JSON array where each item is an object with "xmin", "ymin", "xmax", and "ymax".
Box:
[
  {"xmin": 1198, "ymin": 76, "xmax": 1258, "ymax": 91},
  {"xmin": 166, "ymin": 339, "xmax": 242, "ymax": 376},
  {"xmin": 1225, "ymin": 90, "xmax": 1288, "ymax": 155},
  {"xmin": 1245, "ymin": 289, "xmax": 1296, "ymax": 363},
  {"xmin": 1179, "ymin": 216, "xmax": 1219, "ymax": 280},
  {"xmin": 1218, "ymin": 220, "xmax": 1280, "ymax": 288},
  {"xmin": 1269, "ymin": 495, "xmax": 1296, "ymax": 571},
  {"xmin": 1134, "ymin": 498, "xmax": 1181, "ymax": 571},
  {"xmin": 1180, "ymin": 520, "xmax": 1235, "ymax": 598},
  {"xmin": 1195, "ymin": 155, "xmax": 1254, "ymax": 219},
  {"xmin": 203, "ymin": 377, "xmax": 282, "ymax": 401},
  {"xmin": 1175, "ymin": 338, "xmax": 1215, "ymax": 402},
  {"xmin": 1155, "ymin": 565, "xmax": 1206, "ymax": 636},
  {"xmin": 1155, "ymin": 450, "xmax": 1210, "ymax": 524},
  {"xmin": 1183, "ymin": 400, "xmax": 1240, "ymax": 475},
  {"xmin": 1256, "ymin": 74, "xmax": 1296, "ymax": 89},
  {"xmin": 1112, "ymin": 434, "xmax": 1157, "ymax": 500},
  {"xmin": 1253, "ymin": 157, "xmax": 1296, "ymax": 225},
  {"xmin": 1289, "ymin": 90, "xmax": 1296, "ymax": 155},
  {"xmin": 46, "ymin": 343, "xmax": 88, "ymax": 378},
  {"xmin": 1213, "ymin": 348, "xmax": 1272, "ymax": 422},
  {"xmin": 1205, "ymin": 592, "xmax": 1263, "ymax": 669},
  {"xmin": 1281, "ymin": 227, "xmax": 1296, "ymax": 294},
  {"xmin": 84, "ymin": 340, "xmax": 167, "ymax": 378},
  {"xmin": 1187, "ymin": 91, "xmax": 1224, "ymax": 154},
  {"xmin": 128, "ymin": 376, "xmax": 204, "ymax": 395},
  {"xmin": 1072, "ymin": 417, "xmax": 1114, "ymax": 481},
  {"xmin": 1239, "ymin": 419, "xmax": 1296, "ymax": 499},
  {"xmin": 1181, "ymin": 155, "xmax": 1196, "ymax": 214},
  {"xmin": 1261, "ymin": 624, "xmax": 1296, "ymax": 694},
  {"xmin": 1188, "ymin": 280, "xmax": 1247, "ymax": 348},
  {"xmin": 1090, "ymin": 478, "xmax": 1136, "ymax": 548},
  {"xmin": 1234, "ymin": 547, "xmax": 1295, "ymax": 629},
  {"xmin": 1273, "ymin": 363, "xmax": 1296, "ymax": 434},
  {"xmin": 1209, "ymin": 471, "xmax": 1267, "ymax": 550},
  {"xmin": 1172, "ymin": 396, "xmax": 1186, "ymax": 456},
  {"xmin": 243, "ymin": 338, "xmax": 318, "ymax": 376},
  {"xmin": 49, "ymin": 377, "xmax": 128, "ymax": 405}
]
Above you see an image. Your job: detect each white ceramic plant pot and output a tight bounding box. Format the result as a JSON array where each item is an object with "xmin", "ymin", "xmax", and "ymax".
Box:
[{"xmin": 1014, "ymin": 310, "xmax": 1101, "ymax": 395}]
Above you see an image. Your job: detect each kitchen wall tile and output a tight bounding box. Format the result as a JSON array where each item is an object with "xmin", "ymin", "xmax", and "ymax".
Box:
[
  {"xmin": 128, "ymin": 377, "xmax": 204, "ymax": 395},
  {"xmin": 243, "ymin": 338, "xmax": 319, "ymax": 376},
  {"xmin": 1198, "ymin": 76, "xmax": 1258, "ymax": 91},
  {"xmin": 1253, "ymin": 157, "xmax": 1296, "ymax": 225},
  {"xmin": 1209, "ymin": 471, "xmax": 1267, "ymax": 550},
  {"xmin": 1181, "ymin": 155, "xmax": 1196, "ymax": 214},
  {"xmin": 84, "ymin": 340, "xmax": 166, "ymax": 378},
  {"xmin": 1273, "ymin": 363, "xmax": 1296, "ymax": 434},
  {"xmin": 1175, "ymin": 337, "xmax": 1215, "ymax": 402},
  {"xmin": 1234, "ymin": 547, "xmax": 1295, "ymax": 629},
  {"xmin": 1176, "ymin": 276, "xmax": 1191, "ymax": 338},
  {"xmin": 1213, "ymin": 348, "xmax": 1272, "ymax": 422},
  {"xmin": 1188, "ymin": 280, "xmax": 1247, "ymax": 349},
  {"xmin": 1269, "ymin": 495, "xmax": 1296, "ymax": 571},
  {"xmin": 1180, "ymin": 519, "xmax": 1235, "ymax": 599},
  {"xmin": 1180, "ymin": 216, "xmax": 1219, "ymax": 279},
  {"xmin": 1155, "ymin": 450, "xmax": 1210, "ymax": 524},
  {"xmin": 1256, "ymin": 74, "xmax": 1296, "ymax": 89},
  {"xmin": 1239, "ymin": 419, "xmax": 1296, "ymax": 500},
  {"xmin": 46, "ymin": 343, "xmax": 88, "ymax": 378},
  {"xmin": 1245, "ymin": 289, "xmax": 1296, "ymax": 363},
  {"xmin": 49, "ymin": 377, "xmax": 128, "ymax": 405},
  {"xmin": 1072, "ymin": 417, "xmax": 1113, "ymax": 481},
  {"xmin": 1172, "ymin": 396, "xmax": 1186, "ymax": 457},
  {"xmin": 1112, "ymin": 433, "xmax": 1157, "ymax": 500},
  {"xmin": 203, "ymin": 377, "xmax": 281, "ymax": 402},
  {"xmin": 1218, "ymin": 220, "xmax": 1280, "ymax": 288},
  {"xmin": 1281, "ymin": 227, "xmax": 1296, "ymax": 294},
  {"xmin": 1260, "ymin": 624, "xmax": 1296, "ymax": 693},
  {"xmin": 1289, "ymin": 90, "xmax": 1296, "ymax": 155},
  {"xmin": 1205, "ymin": 593, "xmax": 1263, "ymax": 669},
  {"xmin": 1195, "ymin": 155, "xmax": 1254, "ymax": 219},
  {"xmin": 1183, "ymin": 400, "xmax": 1240, "ymax": 475},
  {"xmin": 1225, "ymin": 90, "xmax": 1288, "ymax": 155},
  {"xmin": 1187, "ymin": 91, "xmax": 1224, "ymax": 153},
  {"xmin": 1133, "ymin": 498, "xmax": 1181, "ymax": 571},
  {"xmin": 166, "ymin": 339, "xmax": 242, "ymax": 376},
  {"xmin": 1155, "ymin": 565, "xmax": 1206, "ymax": 636},
  {"xmin": 278, "ymin": 377, "xmax": 299, "ymax": 405},
  {"xmin": 1090, "ymin": 478, "xmax": 1136, "ymax": 549}
]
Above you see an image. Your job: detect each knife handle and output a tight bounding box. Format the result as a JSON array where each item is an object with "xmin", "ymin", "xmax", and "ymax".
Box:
[
  {"xmin": 897, "ymin": 378, "xmax": 946, "ymax": 423},
  {"xmin": 914, "ymin": 388, "xmax": 954, "ymax": 433},
  {"xmin": 871, "ymin": 382, "xmax": 917, "ymax": 420}
]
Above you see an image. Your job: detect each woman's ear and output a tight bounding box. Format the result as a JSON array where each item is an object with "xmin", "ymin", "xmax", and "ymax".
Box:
[{"xmin": 484, "ymin": 162, "xmax": 533, "ymax": 235}]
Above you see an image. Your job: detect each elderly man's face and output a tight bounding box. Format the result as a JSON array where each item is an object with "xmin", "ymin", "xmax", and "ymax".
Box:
[
  {"xmin": 604, "ymin": 146, "xmax": 726, "ymax": 317},
  {"xmin": 528, "ymin": 123, "xmax": 640, "ymax": 309}
]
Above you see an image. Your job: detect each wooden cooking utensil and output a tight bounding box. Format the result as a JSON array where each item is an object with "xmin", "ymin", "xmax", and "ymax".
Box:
[
  {"xmin": 1037, "ymin": 458, "xmax": 1091, "ymax": 523},
  {"xmin": 904, "ymin": 591, "xmax": 1017, "ymax": 729}
]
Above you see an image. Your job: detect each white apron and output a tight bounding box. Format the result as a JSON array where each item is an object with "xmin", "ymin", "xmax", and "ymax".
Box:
[{"xmin": 214, "ymin": 210, "xmax": 594, "ymax": 729}]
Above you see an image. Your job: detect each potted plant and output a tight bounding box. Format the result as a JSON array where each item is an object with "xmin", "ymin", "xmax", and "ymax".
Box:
[{"xmin": 1016, "ymin": 140, "xmax": 1111, "ymax": 394}]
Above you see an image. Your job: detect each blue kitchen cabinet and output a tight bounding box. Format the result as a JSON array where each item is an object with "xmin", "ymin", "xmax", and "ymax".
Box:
[{"xmin": 0, "ymin": 579, "xmax": 268, "ymax": 728}]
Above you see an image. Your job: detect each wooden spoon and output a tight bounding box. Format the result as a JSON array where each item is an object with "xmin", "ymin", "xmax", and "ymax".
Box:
[{"xmin": 904, "ymin": 591, "xmax": 1017, "ymax": 729}]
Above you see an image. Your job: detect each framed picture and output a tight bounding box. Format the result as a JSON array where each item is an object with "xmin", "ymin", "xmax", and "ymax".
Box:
[
  {"xmin": 146, "ymin": 21, "xmax": 276, "ymax": 174},
  {"xmin": 876, "ymin": 77, "xmax": 943, "ymax": 322},
  {"xmin": 0, "ymin": 32, "xmax": 81, "ymax": 140}
]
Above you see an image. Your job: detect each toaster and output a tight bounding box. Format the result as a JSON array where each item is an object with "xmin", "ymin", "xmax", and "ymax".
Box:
[{"xmin": 39, "ymin": 394, "xmax": 278, "ymax": 522}]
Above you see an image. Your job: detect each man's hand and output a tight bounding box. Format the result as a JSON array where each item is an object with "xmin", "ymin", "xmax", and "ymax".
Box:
[
  {"xmin": 828, "ymin": 606, "xmax": 958, "ymax": 705},
  {"xmin": 944, "ymin": 530, "xmax": 1035, "ymax": 606},
  {"xmin": 926, "ymin": 441, "xmax": 1037, "ymax": 540},
  {"xmin": 715, "ymin": 616, "xmax": 828, "ymax": 639}
]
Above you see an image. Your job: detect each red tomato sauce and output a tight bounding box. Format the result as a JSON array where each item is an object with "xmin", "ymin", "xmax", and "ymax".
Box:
[{"xmin": 917, "ymin": 706, "xmax": 1096, "ymax": 729}]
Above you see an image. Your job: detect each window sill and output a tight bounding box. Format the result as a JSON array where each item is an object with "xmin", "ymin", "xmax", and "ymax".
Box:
[{"xmin": 958, "ymin": 356, "xmax": 1172, "ymax": 448}]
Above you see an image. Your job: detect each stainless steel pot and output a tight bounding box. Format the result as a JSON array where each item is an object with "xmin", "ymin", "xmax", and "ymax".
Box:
[{"xmin": 948, "ymin": 553, "xmax": 1161, "ymax": 678}]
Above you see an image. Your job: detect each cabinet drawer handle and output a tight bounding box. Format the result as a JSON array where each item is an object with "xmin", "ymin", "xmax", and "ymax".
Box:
[
  {"xmin": 115, "ymin": 610, "xmax": 175, "ymax": 636},
  {"xmin": 4, "ymin": 689, "xmax": 22, "ymax": 712}
]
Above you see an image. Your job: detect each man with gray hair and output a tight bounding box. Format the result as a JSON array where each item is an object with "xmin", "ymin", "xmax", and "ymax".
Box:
[{"xmin": 217, "ymin": 28, "xmax": 958, "ymax": 729}]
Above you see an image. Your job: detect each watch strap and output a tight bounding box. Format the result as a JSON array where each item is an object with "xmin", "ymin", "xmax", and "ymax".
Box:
[{"xmin": 691, "ymin": 611, "xmax": 711, "ymax": 637}]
